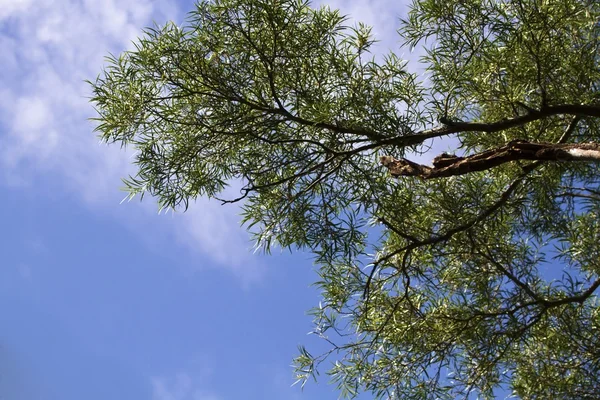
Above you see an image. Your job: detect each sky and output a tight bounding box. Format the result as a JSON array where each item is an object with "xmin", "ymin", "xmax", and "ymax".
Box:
[{"xmin": 0, "ymin": 0, "xmax": 431, "ymax": 399}]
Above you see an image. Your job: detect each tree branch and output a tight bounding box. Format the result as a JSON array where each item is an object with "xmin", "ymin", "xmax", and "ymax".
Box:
[{"xmin": 381, "ymin": 140, "xmax": 600, "ymax": 179}]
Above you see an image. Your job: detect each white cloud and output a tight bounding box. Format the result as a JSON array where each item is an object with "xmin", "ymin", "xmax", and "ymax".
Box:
[
  {"xmin": 0, "ymin": 0, "xmax": 34, "ymax": 20},
  {"xmin": 317, "ymin": 0, "xmax": 407, "ymax": 56},
  {"xmin": 0, "ymin": 0, "xmax": 259, "ymax": 281},
  {"xmin": 0, "ymin": 0, "xmax": 157, "ymax": 195},
  {"xmin": 172, "ymin": 199, "xmax": 266, "ymax": 284},
  {"xmin": 152, "ymin": 372, "xmax": 220, "ymax": 400}
]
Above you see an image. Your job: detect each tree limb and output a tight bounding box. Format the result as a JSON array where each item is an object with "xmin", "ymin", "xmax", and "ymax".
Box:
[{"xmin": 381, "ymin": 141, "xmax": 600, "ymax": 179}]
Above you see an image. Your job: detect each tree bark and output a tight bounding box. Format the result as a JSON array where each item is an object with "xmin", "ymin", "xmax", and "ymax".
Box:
[{"xmin": 381, "ymin": 141, "xmax": 600, "ymax": 179}]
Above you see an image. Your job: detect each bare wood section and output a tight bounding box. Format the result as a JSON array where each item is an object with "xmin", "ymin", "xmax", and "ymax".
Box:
[{"xmin": 381, "ymin": 141, "xmax": 600, "ymax": 179}]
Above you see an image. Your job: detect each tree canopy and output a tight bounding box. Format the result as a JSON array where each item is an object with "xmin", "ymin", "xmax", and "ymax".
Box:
[{"xmin": 89, "ymin": 0, "xmax": 600, "ymax": 398}]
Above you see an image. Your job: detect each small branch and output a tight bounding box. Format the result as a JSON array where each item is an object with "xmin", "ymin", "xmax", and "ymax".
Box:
[
  {"xmin": 544, "ymin": 278, "xmax": 600, "ymax": 307},
  {"xmin": 554, "ymin": 192, "xmax": 600, "ymax": 201},
  {"xmin": 474, "ymin": 237, "xmax": 542, "ymax": 302}
]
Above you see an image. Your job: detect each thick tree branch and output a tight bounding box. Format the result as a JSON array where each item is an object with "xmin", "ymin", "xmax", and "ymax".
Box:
[{"xmin": 381, "ymin": 141, "xmax": 600, "ymax": 179}]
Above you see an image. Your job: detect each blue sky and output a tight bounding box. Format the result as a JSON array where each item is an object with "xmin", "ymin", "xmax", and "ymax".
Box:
[{"xmin": 0, "ymin": 0, "xmax": 435, "ymax": 399}]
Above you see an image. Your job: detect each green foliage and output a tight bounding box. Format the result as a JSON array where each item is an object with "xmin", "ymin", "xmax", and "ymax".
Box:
[{"xmin": 90, "ymin": 0, "xmax": 600, "ymax": 398}]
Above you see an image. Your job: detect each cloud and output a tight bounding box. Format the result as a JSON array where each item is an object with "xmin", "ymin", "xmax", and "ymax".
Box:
[
  {"xmin": 151, "ymin": 372, "xmax": 220, "ymax": 400},
  {"xmin": 0, "ymin": 0, "xmax": 259, "ymax": 281},
  {"xmin": 0, "ymin": 0, "xmax": 34, "ymax": 20},
  {"xmin": 317, "ymin": 0, "xmax": 407, "ymax": 56},
  {"xmin": 0, "ymin": 0, "xmax": 170, "ymax": 198},
  {"xmin": 171, "ymin": 200, "xmax": 266, "ymax": 284}
]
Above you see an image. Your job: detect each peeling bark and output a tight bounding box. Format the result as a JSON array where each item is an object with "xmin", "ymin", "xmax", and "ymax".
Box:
[{"xmin": 381, "ymin": 141, "xmax": 600, "ymax": 179}]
